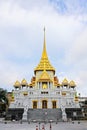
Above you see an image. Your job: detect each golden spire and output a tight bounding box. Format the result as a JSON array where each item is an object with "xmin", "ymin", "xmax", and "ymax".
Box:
[
  {"xmin": 34, "ymin": 28, "xmax": 55, "ymax": 74},
  {"xmin": 42, "ymin": 27, "xmax": 48, "ymax": 58}
]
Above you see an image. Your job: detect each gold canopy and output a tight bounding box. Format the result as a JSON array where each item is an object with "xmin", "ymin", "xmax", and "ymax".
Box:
[
  {"xmin": 34, "ymin": 28, "xmax": 55, "ymax": 74},
  {"xmin": 21, "ymin": 79, "xmax": 28, "ymax": 86},
  {"xmin": 62, "ymin": 78, "xmax": 68, "ymax": 86},
  {"xmin": 69, "ymin": 80, "xmax": 76, "ymax": 87},
  {"xmin": 14, "ymin": 80, "xmax": 21, "ymax": 88}
]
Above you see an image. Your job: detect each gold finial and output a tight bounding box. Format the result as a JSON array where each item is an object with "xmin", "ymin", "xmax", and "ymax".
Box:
[
  {"xmin": 44, "ymin": 27, "xmax": 45, "ymax": 32},
  {"xmin": 42, "ymin": 27, "xmax": 48, "ymax": 58}
]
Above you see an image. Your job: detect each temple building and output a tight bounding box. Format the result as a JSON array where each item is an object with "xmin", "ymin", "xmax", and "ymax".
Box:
[{"xmin": 8, "ymin": 29, "xmax": 81, "ymax": 122}]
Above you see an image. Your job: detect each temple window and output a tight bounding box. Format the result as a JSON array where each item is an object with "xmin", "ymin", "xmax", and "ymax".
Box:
[
  {"xmin": 52, "ymin": 101, "xmax": 57, "ymax": 108},
  {"xmin": 62, "ymin": 92, "xmax": 66, "ymax": 96},
  {"xmin": 41, "ymin": 91, "xmax": 48, "ymax": 94},
  {"xmin": 42, "ymin": 82, "xmax": 48, "ymax": 89},
  {"xmin": 33, "ymin": 101, "xmax": 37, "ymax": 109},
  {"xmin": 23, "ymin": 91, "xmax": 28, "ymax": 96},
  {"xmin": 56, "ymin": 92, "xmax": 60, "ymax": 95},
  {"xmin": 30, "ymin": 86, "xmax": 33, "ymax": 88},
  {"xmin": 30, "ymin": 92, "xmax": 33, "ymax": 94},
  {"xmin": 42, "ymin": 100, "xmax": 47, "ymax": 108}
]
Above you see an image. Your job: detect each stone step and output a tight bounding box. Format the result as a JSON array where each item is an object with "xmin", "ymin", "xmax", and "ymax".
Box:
[{"xmin": 27, "ymin": 108, "xmax": 62, "ymax": 122}]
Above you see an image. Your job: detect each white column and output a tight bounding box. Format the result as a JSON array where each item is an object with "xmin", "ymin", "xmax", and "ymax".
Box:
[
  {"xmin": 48, "ymin": 99, "xmax": 52, "ymax": 108},
  {"xmin": 49, "ymin": 82, "xmax": 50, "ymax": 89},
  {"xmin": 37, "ymin": 82, "xmax": 39, "ymax": 89},
  {"xmin": 47, "ymin": 82, "xmax": 49, "ymax": 89},
  {"xmin": 40, "ymin": 82, "xmax": 42, "ymax": 89},
  {"xmin": 38, "ymin": 99, "xmax": 41, "ymax": 108}
]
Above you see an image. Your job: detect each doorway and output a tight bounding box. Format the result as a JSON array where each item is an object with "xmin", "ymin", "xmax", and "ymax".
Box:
[{"xmin": 42, "ymin": 100, "xmax": 47, "ymax": 108}]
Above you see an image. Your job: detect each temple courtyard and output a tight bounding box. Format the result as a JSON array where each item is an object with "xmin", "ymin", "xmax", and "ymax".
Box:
[{"xmin": 0, "ymin": 121, "xmax": 87, "ymax": 130}]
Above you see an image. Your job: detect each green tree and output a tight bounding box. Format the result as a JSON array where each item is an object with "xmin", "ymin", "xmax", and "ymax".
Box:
[
  {"xmin": 0, "ymin": 88, "xmax": 9, "ymax": 113},
  {"xmin": 85, "ymin": 100, "xmax": 87, "ymax": 105}
]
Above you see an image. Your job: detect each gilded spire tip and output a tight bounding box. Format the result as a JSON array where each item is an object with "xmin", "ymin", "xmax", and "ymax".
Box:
[
  {"xmin": 44, "ymin": 27, "xmax": 46, "ymax": 40},
  {"xmin": 42, "ymin": 27, "xmax": 47, "ymax": 58},
  {"xmin": 44, "ymin": 27, "xmax": 45, "ymax": 32}
]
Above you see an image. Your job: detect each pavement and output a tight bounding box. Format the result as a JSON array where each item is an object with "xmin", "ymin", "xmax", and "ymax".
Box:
[{"xmin": 0, "ymin": 120, "xmax": 87, "ymax": 130}]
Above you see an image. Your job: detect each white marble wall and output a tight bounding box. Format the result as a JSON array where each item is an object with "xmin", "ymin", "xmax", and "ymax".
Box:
[{"xmin": 10, "ymin": 84, "xmax": 80, "ymax": 109}]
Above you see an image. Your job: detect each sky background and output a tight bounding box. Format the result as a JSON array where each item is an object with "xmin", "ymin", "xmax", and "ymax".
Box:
[{"xmin": 0, "ymin": 0, "xmax": 87, "ymax": 96}]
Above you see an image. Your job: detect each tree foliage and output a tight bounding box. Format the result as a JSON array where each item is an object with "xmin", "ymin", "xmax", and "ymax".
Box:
[
  {"xmin": 0, "ymin": 88, "xmax": 9, "ymax": 112},
  {"xmin": 85, "ymin": 100, "xmax": 87, "ymax": 105}
]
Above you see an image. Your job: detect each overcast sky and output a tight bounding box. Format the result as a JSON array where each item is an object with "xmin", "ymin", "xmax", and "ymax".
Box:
[{"xmin": 0, "ymin": 0, "xmax": 87, "ymax": 96}]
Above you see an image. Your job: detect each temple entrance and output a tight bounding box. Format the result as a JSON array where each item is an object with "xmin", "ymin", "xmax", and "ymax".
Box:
[
  {"xmin": 52, "ymin": 101, "xmax": 57, "ymax": 108},
  {"xmin": 42, "ymin": 100, "xmax": 47, "ymax": 108},
  {"xmin": 33, "ymin": 101, "xmax": 37, "ymax": 109}
]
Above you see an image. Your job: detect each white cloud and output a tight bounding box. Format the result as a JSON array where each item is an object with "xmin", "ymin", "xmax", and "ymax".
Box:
[
  {"xmin": 64, "ymin": 27, "xmax": 87, "ymax": 68},
  {"xmin": 63, "ymin": 28, "xmax": 87, "ymax": 96}
]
